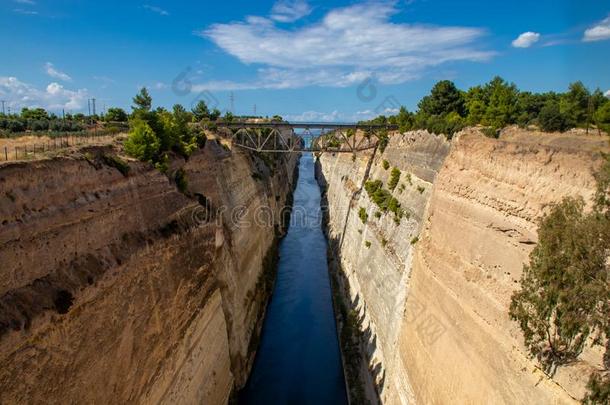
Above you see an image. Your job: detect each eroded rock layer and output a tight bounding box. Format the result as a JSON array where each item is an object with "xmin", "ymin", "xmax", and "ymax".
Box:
[
  {"xmin": 0, "ymin": 141, "xmax": 298, "ymax": 404},
  {"xmin": 318, "ymin": 128, "xmax": 608, "ymax": 404}
]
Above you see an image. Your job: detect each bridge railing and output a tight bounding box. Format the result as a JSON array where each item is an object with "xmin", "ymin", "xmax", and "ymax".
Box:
[{"xmin": 208, "ymin": 121, "xmax": 395, "ymax": 153}]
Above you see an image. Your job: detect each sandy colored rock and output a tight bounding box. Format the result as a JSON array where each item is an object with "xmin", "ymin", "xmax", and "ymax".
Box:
[
  {"xmin": 319, "ymin": 127, "xmax": 608, "ymax": 404},
  {"xmin": 0, "ymin": 142, "xmax": 298, "ymax": 404}
]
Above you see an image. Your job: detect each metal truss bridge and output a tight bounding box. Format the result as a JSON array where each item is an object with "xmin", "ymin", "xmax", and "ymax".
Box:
[{"xmin": 211, "ymin": 122, "xmax": 398, "ymax": 153}]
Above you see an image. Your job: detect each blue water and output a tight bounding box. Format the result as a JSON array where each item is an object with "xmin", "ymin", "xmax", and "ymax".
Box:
[{"xmin": 240, "ymin": 153, "xmax": 348, "ymax": 405}]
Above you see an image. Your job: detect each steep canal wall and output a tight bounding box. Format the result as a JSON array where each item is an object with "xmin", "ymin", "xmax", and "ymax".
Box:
[
  {"xmin": 0, "ymin": 141, "xmax": 298, "ymax": 404},
  {"xmin": 317, "ymin": 127, "xmax": 608, "ymax": 404}
]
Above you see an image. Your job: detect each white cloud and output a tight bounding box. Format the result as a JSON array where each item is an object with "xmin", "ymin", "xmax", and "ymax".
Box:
[
  {"xmin": 583, "ymin": 16, "xmax": 610, "ymax": 42},
  {"xmin": 196, "ymin": 2, "xmax": 492, "ymax": 90},
  {"xmin": 0, "ymin": 76, "xmax": 89, "ymax": 111},
  {"xmin": 270, "ymin": 0, "xmax": 311, "ymax": 23},
  {"xmin": 13, "ymin": 8, "xmax": 37, "ymax": 15},
  {"xmin": 284, "ymin": 108, "xmax": 392, "ymax": 122},
  {"xmin": 143, "ymin": 5, "xmax": 169, "ymax": 16},
  {"xmin": 605, "ymin": 89, "xmax": 610, "ymax": 98},
  {"xmin": 511, "ymin": 31, "xmax": 540, "ymax": 48},
  {"xmin": 44, "ymin": 62, "xmax": 72, "ymax": 82},
  {"xmin": 14, "ymin": 0, "xmax": 36, "ymax": 4}
]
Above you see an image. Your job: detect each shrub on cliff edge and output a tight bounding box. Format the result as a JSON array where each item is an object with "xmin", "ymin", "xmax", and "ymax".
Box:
[{"xmin": 510, "ymin": 155, "xmax": 610, "ymax": 402}]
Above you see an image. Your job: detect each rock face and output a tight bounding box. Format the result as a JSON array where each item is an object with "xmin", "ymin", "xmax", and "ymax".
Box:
[
  {"xmin": 317, "ymin": 128, "xmax": 608, "ymax": 404},
  {"xmin": 0, "ymin": 141, "xmax": 298, "ymax": 404}
]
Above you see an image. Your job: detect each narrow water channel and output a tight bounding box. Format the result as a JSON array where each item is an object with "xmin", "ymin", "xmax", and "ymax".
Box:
[{"xmin": 240, "ymin": 153, "xmax": 348, "ymax": 405}]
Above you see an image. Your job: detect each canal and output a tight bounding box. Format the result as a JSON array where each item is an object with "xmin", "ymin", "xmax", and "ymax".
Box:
[{"xmin": 240, "ymin": 153, "xmax": 348, "ymax": 404}]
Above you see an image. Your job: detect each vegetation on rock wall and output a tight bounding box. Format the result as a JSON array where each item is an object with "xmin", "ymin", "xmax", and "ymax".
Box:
[
  {"xmin": 359, "ymin": 207, "xmax": 368, "ymax": 224},
  {"xmin": 510, "ymin": 155, "xmax": 610, "ymax": 403},
  {"xmin": 364, "ymin": 179, "xmax": 403, "ymax": 223},
  {"xmin": 388, "ymin": 167, "xmax": 401, "ymax": 192}
]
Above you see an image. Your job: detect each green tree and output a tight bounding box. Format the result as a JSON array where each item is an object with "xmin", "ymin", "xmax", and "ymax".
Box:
[
  {"xmin": 464, "ymin": 85, "xmax": 489, "ymax": 125},
  {"xmin": 538, "ymin": 101, "xmax": 569, "ymax": 132},
  {"xmin": 395, "ymin": 106, "xmax": 414, "ymax": 132},
  {"xmin": 105, "ymin": 107, "xmax": 128, "ymax": 122},
  {"xmin": 21, "ymin": 107, "xmax": 49, "ymax": 121},
  {"xmin": 560, "ymin": 81, "xmax": 590, "ymax": 127},
  {"xmin": 509, "ymin": 197, "xmax": 610, "ymax": 374},
  {"xmin": 223, "ymin": 111, "xmax": 234, "ymax": 122},
  {"xmin": 418, "ymin": 80, "xmax": 465, "ymax": 117},
  {"xmin": 191, "ymin": 100, "xmax": 210, "ymax": 121},
  {"xmin": 594, "ymin": 101, "xmax": 610, "ymax": 134},
  {"xmin": 516, "ymin": 92, "xmax": 547, "ymax": 127},
  {"xmin": 209, "ymin": 108, "xmax": 221, "ymax": 121},
  {"xmin": 132, "ymin": 87, "xmax": 152, "ymax": 112},
  {"xmin": 124, "ymin": 119, "xmax": 160, "ymax": 161},
  {"xmin": 483, "ymin": 77, "xmax": 519, "ymax": 128}
]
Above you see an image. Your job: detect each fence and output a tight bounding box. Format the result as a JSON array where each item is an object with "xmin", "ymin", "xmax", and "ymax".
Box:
[{"xmin": 0, "ymin": 131, "xmax": 122, "ymax": 162}]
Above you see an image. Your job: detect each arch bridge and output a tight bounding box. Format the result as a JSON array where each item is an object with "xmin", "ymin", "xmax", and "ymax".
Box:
[{"xmin": 211, "ymin": 122, "xmax": 397, "ymax": 153}]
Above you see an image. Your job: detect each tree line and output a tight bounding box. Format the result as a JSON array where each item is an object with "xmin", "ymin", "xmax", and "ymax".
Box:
[{"xmin": 365, "ymin": 77, "xmax": 610, "ymax": 137}]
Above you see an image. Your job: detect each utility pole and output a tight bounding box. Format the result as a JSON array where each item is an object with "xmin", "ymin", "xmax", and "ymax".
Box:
[
  {"xmin": 1, "ymin": 100, "xmax": 5, "ymax": 115},
  {"xmin": 91, "ymin": 98, "xmax": 96, "ymax": 116},
  {"xmin": 229, "ymin": 92, "xmax": 234, "ymax": 114},
  {"xmin": 87, "ymin": 99, "xmax": 91, "ymax": 116},
  {"xmin": 253, "ymin": 104, "xmax": 257, "ymax": 116},
  {"xmin": 586, "ymin": 96, "xmax": 594, "ymax": 135}
]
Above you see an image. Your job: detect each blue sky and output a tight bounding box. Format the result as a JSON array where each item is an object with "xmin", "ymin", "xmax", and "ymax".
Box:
[{"xmin": 1, "ymin": 0, "xmax": 609, "ymax": 121}]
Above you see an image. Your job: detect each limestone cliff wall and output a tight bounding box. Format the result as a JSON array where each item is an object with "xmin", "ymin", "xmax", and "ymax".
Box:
[
  {"xmin": 0, "ymin": 141, "xmax": 298, "ymax": 404},
  {"xmin": 318, "ymin": 128, "xmax": 608, "ymax": 404}
]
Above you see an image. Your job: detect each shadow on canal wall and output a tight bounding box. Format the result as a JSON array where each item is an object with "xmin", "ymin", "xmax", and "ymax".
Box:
[{"xmin": 315, "ymin": 153, "xmax": 383, "ymax": 405}]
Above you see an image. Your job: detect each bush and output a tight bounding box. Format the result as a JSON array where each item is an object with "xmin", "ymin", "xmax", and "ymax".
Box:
[
  {"xmin": 382, "ymin": 160, "xmax": 390, "ymax": 170},
  {"xmin": 105, "ymin": 107, "xmax": 128, "ymax": 122},
  {"xmin": 364, "ymin": 179, "xmax": 402, "ymax": 219},
  {"xmin": 538, "ymin": 102, "xmax": 569, "ymax": 132},
  {"xmin": 124, "ymin": 119, "xmax": 160, "ymax": 161},
  {"xmin": 7, "ymin": 120, "xmax": 25, "ymax": 132},
  {"xmin": 29, "ymin": 119, "xmax": 49, "ymax": 131},
  {"xmin": 377, "ymin": 130, "xmax": 389, "ymax": 153},
  {"xmin": 584, "ymin": 373, "xmax": 610, "ymax": 405},
  {"xmin": 388, "ymin": 167, "xmax": 401, "ymax": 191},
  {"xmin": 510, "ymin": 187, "xmax": 610, "ymax": 377},
  {"xmin": 365, "ymin": 241, "xmax": 371, "ymax": 248},
  {"xmin": 417, "ymin": 185, "xmax": 425, "ymax": 194},
  {"xmin": 358, "ymin": 207, "xmax": 368, "ymax": 224}
]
